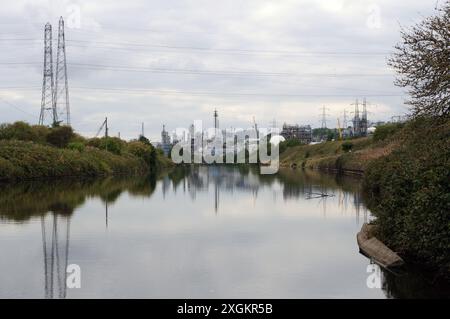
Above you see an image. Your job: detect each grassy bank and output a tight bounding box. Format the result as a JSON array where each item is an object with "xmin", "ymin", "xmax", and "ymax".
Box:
[
  {"xmin": 279, "ymin": 125, "xmax": 401, "ymax": 174},
  {"xmin": 0, "ymin": 122, "xmax": 172, "ymax": 182}
]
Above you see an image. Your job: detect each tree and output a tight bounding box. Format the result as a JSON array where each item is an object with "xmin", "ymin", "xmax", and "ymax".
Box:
[
  {"xmin": 138, "ymin": 135, "xmax": 151, "ymax": 145},
  {"xmin": 389, "ymin": 2, "xmax": 450, "ymax": 118}
]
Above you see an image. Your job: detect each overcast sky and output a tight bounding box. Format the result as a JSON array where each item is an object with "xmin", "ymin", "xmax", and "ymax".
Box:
[{"xmin": 0, "ymin": 0, "xmax": 439, "ymax": 141}]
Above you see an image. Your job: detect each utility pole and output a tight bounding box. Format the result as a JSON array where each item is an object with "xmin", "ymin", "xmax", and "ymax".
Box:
[
  {"xmin": 253, "ymin": 116, "xmax": 259, "ymax": 139},
  {"xmin": 214, "ymin": 109, "xmax": 218, "ymax": 131},
  {"xmin": 343, "ymin": 109, "xmax": 348, "ymax": 128},
  {"xmin": 94, "ymin": 117, "xmax": 109, "ymax": 139},
  {"xmin": 54, "ymin": 17, "xmax": 70, "ymax": 126},
  {"xmin": 141, "ymin": 122, "xmax": 145, "ymax": 137},
  {"xmin": 39, "ymin": 23, "xmax": 56, "ymax": 126}
]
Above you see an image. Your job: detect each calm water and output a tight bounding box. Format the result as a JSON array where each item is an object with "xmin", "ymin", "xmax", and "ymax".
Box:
[{"xmin": 0, "ymin": 166, "xmax": 443, "ymax": 298}]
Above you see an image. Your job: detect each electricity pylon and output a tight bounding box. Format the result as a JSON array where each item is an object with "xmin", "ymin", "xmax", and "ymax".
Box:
[
  {"xmin": 39, "ymin": 23, "xmax": 57, "ymax": 126},
  {"xmin": 319, "ymin": 105, "xmax": 330, "ymax": 130},
  {"xmin": 54, "ymin": 16, "xmax": 70, "ymax": 126}
]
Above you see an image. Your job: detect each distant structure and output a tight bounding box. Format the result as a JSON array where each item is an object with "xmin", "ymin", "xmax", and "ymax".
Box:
[
  {"xmin": 360, "ymin": 98, "xmax": 368, "ymax": 136},
  {"xmin": 352, "ymin": 99, "xmax": 361, "ymax": 136},
  {"xmin": 214, "ymin": 109, "xmax": 219, "ymax": 131},
  {"xmin": 39, "ymin": 17, "xmax": 70, "ymax": 126},
  {"xmin": 320, "ymin": 106, "xmax": 329, "ymax": 130},
  {"xmin": 160, "ymin": 125, "xmax": 171, "ymax": 156},
  {"xmin": 341, "ymin": 110, "xmax": 352, "ymax": 138},
  {"xmin": 39, "ymin": 23, "xmax": 56, "ymax": 126},
  {"xmin": 54, "ymin": 17, "xmax": 70, "ymax": 125},
  {"xmin": 351, "ymin": 98, "xmax": 368, "ymax": 137},
  {"xmin": 280, "ymin": 123, "xmax": 312, "ymax": 144}
]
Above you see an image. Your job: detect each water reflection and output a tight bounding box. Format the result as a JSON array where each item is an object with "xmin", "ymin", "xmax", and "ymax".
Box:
[
  {"xmin": 41, "ymin": 214, "xmax": 70, "ymax": 299},
  {"xmin": 0, "ymin": 176, "xmax": 158, "ymax": 223},
  {"xmin": 0, "ymin": 176, "xmax": 158, "ymax": 299},
  {"xmin": 0, "ymin": 166, "xmax": 446, "ymax": 298},
  {"xmin": 161, "ymin": 165, "xmax": 369, "ymax": 220}
]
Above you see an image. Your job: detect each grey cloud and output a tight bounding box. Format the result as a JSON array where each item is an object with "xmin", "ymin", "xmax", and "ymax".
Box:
[{"xmin": 0, "ymin": 0, "xmax": 438, "ymax": 140}]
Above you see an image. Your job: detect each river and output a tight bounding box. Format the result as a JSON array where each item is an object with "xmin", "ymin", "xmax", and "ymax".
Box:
[{"xmin": 0, "ymin": 166, "xmax": 444, "ymax": 298}]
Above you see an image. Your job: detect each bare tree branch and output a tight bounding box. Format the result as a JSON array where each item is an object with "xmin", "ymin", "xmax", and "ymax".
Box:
[{"xmin": 388, "ymin": 1, "xmax": 450, "ymax": 118}]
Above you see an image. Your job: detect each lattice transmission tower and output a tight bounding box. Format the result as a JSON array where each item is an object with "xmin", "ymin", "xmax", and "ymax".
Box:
[
  {"xmin": 54, "ymin": 16, "xmax": 70, "ymax": 125},
  {"xmin": 39, "ymin": 17, "xmax": 70, "ymax": 126},
  {"xmin": 39, "ymin": 23, "xmax": 57, "ymax": 126},
  {"xmin": 319, "ymin": 105, "xmax": 330, "ymax": 129}
]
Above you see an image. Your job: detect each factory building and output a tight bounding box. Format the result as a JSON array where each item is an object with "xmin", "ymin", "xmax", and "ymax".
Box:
[{"xmin": 280, "ymin": 124, "xmax": 312, "ymax": 144}]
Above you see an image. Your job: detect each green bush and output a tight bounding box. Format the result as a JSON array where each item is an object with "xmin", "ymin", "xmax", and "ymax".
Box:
[
  {"xmin": 0, "ymin": 140, "xmax": 147, "ymax": 181},
  {"xmin": 101, "ymin": 137, "xmax": 124, "ymax": 155},
  {"xmin": 373, "ymin": 123, "xmax": 404, "ymax": 142},
  {"xmin": 363, "ymin": 117, "xmax": 450, "ymax": 275},
  {"xmin": 127, "ymin": 140, "xmax": 158, "ymax": 169},
  {"xmin": 46, "ymin": 125, "xmax": 74, "ymax": 148},
  {"xmin": 0, "ymin": 123, "xmax": 172, "ymax": 181},
  {"xmin": 0, "ymin": 122, "xmax": 49, "ymax": 143},
  {"xmin": 138, "ymin": 135, "xmax": 151, "ymax": 145},
  {"xmin": 70, "ymin": 133, "xmax": 87, "ymax": 145},
  {"xmin": 341, "ymin": 141, "xmax": 353, "ymax": 152},
  {"xmin": 67, "ymin": 142, "xmax": 85, "ymax": 152},
  {"xmin": 87, "ymin": 137, "xmax": 125, "ymax": 155},
  {"xmin": 86, "ymin": 138, "xmax": 101, "ymax": 148},
  {"xmin": 279, "ymin": 139, "xmax": 302, "ymax": 154}
]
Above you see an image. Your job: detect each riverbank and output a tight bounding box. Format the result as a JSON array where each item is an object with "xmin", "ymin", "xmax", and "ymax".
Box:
[
  {"xmin": 280, "ymin": 117, "xmax": 450, "ymax": 278},
  {"xmin": 363, "ymin": 117, "xmax": 450, "ymax": 279},
  {"xmin": 279, "ymin": 128, "xmax": 398, "ymax": 175},
  {"xmin": 0, "ymin": 122, "xmax": 172, "ymax": 182}
]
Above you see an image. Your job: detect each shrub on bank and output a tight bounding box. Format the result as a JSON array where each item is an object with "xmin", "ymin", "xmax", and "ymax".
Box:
[
  {"xmin": 67, "ymin": 142, "xmax": 85, "ymax": 152},
  {"xmin": 363, "ymin": 117, "xmax": 450, "ymax": 275},
  {"xmin": 86, "ymin": 137, "xmax": 126, "ymax": 155},
  {"xmin": 373, "ymin": 122, "xmax": 404, "ymax": 142},
  {"xmin": 279, "ymin": 139, "xmax": 303, "ymax": 154},
  {"xmin": 0, "ymin": 122, "xmax": 171, "ymax": 180},
  {"xmin": 0, "ymin": 122, "xmax": 48, "ymax": 143},
  {"xmin": 46, "ymin": 125, "xmax": 74, "ymax": 148},
  {"xmin": 342, "ymin": 141, "xmax": 353, "ymax": 152},
  {"xmin": 128, "ymin": 140, "xmax": 162, "ymax": 170},
  {"xmin": 0, "ymin": 140, "xmax": 147, "ymax": 181}
]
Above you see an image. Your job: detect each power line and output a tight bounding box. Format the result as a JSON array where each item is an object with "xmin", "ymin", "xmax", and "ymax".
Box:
[
  {"xmin": 67, "ymin": 39, "xmax": 392, "ymax": 56},
  {"xmin": 0, "ymin": 96, "xmax": 36, "ymax": 118},
  {"xmin": 0, "ymin": 38, "xmax": 392, "ymax": 57},
  {"xmin": 0, "ymin": 85, "xmax": 404, "ymax": 98},
  {"xmin": 0, "ymin": 61, "xmax": 396, "ymax": 78},
  {"xmin": 69, "ymin": 86, "xmax": 404, "ymax": 98}
]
